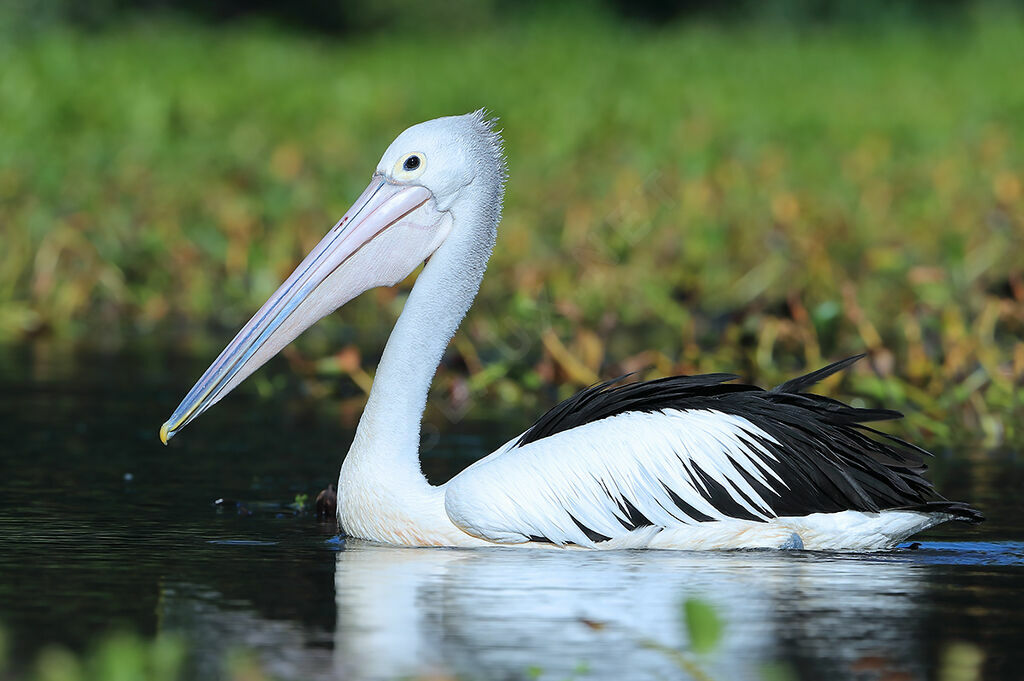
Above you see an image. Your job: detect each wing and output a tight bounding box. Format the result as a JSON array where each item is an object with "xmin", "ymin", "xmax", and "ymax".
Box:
[{"xmin": 444, "ymin": 357, "xmax": 981, "ymax": 547}]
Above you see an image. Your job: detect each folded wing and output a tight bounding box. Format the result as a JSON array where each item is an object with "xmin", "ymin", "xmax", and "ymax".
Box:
[{"xmin": 444, "ymin": 357, "xmax": 980, "ymax": 547}]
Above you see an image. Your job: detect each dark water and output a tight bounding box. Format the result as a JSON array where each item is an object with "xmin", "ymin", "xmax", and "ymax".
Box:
[{"xmin": 1, "ymin": 346, "xmax": 1023, "ymax": 681}]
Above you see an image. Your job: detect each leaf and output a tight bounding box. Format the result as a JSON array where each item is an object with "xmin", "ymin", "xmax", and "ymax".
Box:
[{"xmin": 683, "ymin": 598, "xmax": 723, "ymax": 655}]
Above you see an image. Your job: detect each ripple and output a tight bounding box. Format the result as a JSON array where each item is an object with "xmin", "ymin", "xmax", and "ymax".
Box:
[{"xmin": 898, "ymin": 541, "xmax": 1024, "ymax": 566}]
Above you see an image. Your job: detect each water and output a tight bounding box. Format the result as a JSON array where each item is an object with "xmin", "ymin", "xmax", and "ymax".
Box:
[{"xmin": 1, "ymin": 346, "xmax": 1023, "ymax": 680}]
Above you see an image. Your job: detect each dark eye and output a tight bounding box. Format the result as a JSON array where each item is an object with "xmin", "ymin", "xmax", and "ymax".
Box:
[{"xmin": 403, "ymin": 155, "xmax": 421, "ymax": 171}]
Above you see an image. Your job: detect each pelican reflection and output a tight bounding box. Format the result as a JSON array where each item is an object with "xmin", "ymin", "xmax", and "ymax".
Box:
[{"xmin": 333, "ymin": 543, "xmax": 932, "ymax": 681}]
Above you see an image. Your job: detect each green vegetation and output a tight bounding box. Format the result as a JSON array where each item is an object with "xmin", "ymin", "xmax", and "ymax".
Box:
[
  {"xmin": 0, "ymin": 626, "xmax": 290, "ymax": 681},
  {"xmin": 682, "ymin": 598, "xmax": 723, "ymax": 655},
  {"xmin": 1, "ymin": 7, "xmax": 1022, "ymax": 444},
  {"xmin": 1, "ymin": 628, "xmax": 186, "ymax": 681}
]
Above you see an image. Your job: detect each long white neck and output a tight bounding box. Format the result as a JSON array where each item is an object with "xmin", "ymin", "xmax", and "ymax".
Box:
[{"xmin": 337, "ymin": 182, "xmax": 500, "ymax": 543}]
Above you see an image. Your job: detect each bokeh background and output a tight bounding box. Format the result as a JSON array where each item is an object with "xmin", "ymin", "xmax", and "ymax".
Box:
[
  {"xmin": 2, "ymin": 3, "xmax": 1024, "ymax": 681},
  {"xmin": 2, "ymin": 0, "xmax": 1023, "ymax": 447}
]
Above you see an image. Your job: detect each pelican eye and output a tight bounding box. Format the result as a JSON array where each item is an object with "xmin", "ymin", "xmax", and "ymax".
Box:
[{"xmin": 394, "ymin": 152, "xmax": 426, "ymax": 180}]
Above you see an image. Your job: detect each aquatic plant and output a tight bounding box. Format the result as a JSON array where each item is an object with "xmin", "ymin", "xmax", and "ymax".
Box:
[{"xmin": 0, "ymin": 7, "xmax": 1021, "ymax": 444}]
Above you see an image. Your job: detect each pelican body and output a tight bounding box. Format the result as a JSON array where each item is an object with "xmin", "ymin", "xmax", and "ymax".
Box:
[{"xmin": 162, "ymin": 111, "xmax": 981, "ymax": 550}]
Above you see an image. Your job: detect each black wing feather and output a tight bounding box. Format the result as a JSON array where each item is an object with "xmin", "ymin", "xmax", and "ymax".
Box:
[
  {"xmin": 515, "ymin": 356, "xmax": 982, "ymax": 529},
  {"xmin": 771, "ymin": 354, "xmax": 865, "ymax": 394}
]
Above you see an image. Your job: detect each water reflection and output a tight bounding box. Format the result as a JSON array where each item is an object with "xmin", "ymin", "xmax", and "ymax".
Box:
[
  {"xmin": 160, "ymin": 583, "xmax": 334, "ymax": 681},
  {"xmin": 161, "ymin": 541, "xmax": 975, "ymax": 681},
  {"xmin": 332, "ymin": 543, "xmax": 939, "ymax": 680}
]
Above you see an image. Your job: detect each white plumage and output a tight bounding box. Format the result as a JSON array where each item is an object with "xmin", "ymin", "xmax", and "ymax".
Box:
[
  {"xmin": 162, "ymin": 111, "xmax": 981, "ymax": 551},
  {"xmin": 447, "ymin": 410, "xmax": 786, "ymax": 546},
  {"xmin": 444, "ymin": 408, "xmax": 955, "ymax": 551}
]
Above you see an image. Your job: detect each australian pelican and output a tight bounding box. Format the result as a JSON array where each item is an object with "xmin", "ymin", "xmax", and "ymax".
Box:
[{"xmin": 161, "ymin": 111, "xmax": 981, "ymax": 550}]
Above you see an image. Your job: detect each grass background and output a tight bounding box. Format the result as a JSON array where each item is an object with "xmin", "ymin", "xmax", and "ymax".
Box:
[{"xmin": 1, "ymin": 3, "xmax": 1022, "ymax": 446}]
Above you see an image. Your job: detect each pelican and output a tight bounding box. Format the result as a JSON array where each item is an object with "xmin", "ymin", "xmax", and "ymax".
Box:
[{"xmin": 161, "ymin": 110, "xmax": 981, "ymax": 550}]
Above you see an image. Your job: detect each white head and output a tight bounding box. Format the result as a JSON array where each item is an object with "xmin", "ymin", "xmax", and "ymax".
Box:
[
  {"xmin": 377, "ymin": 111, "xmax": 507, "ymax": 213},
  {"xmin": 161, "ymin": 110, "xmax": 507, "ymax": 443}
]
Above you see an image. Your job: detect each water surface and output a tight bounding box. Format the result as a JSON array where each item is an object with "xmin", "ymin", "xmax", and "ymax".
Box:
[{"xmin": 1, "ymin": 346, "xmax": 1022, "ymax": 680}]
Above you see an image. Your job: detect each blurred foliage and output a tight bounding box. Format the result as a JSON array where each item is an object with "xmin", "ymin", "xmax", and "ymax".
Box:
[
  {"xmin": 0, "ymin": 624, "xmax": 284, "ymax": 681},
  {"xmin": 683, "ymin": 597, "xmax": 723, "ymax": 655},
  {"xmin": 1, "ymin": 0, "xmax": 1015, "ymax": 35},
  {"xmin": 1, "ymin": 4, "xmax": 1023, "ymax": 445},
  {"xmin": 5, "ymin": 629, "xmax": 187, "ymax": 681}
]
